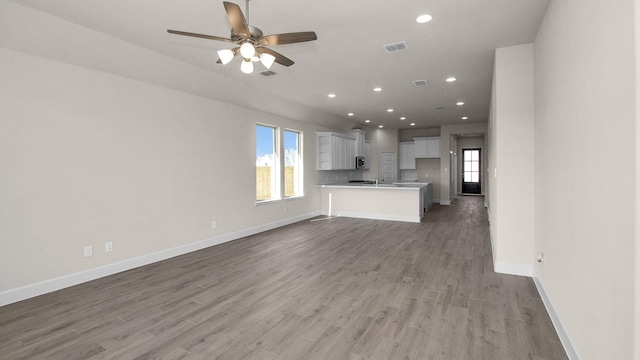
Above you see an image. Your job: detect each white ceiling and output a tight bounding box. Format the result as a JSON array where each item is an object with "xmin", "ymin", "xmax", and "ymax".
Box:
[{"xmin": 11, "ymin": 0, "xmax": 550, "ymax": 129}]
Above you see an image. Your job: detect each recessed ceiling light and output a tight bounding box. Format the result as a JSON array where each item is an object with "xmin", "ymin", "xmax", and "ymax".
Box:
[
  {"xmin": 456, "ymin": 101, "xmax": 464, "ymax": 106},
  {"xmin": 328, "ymin": 93, "xmax": 336, "ymax": 98},
  {"xmin": 365, "ymin": 119, "xmax": 371, "ymax": 123},
  {"xmin": 462, "ymin": 116, "xmax": 469, "ymax": 120},
  {"xmin": 378, "ymin": 125, "xmax": 384, "ymax": 128},
  {"xmin": 446, "ymin": 77, "xmax": 456, "ymax": 82},
  {"xmin": 373, "ymin": 87, "xmax": 382, "ymax": 92},
  {"xmin": 348, "ymin": 112, "xmax": 354, "ymax": 116},
  {"xmin": 400, "ymin": 117, "xmax": 406, "ymax": 120},
  {"xmin": 416, "ymin": 14, "xmax": 433, "ymax": 23},
  {"xmin": 387, "ymin": 108, "xmax": 394, "ymax": 112},
  {"xmin": 410, "ymin": 123, "xmax": 416, "ymax": 126}
]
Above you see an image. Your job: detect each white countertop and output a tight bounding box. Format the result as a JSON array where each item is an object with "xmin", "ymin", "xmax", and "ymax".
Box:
[{"xmin": 318, "ymin": 182, "xmax": 430, "ymax": 190}]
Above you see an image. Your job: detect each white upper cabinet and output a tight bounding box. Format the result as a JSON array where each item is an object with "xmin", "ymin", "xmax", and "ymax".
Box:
[
  {"xmin": 348, "ymin": 129, "xmax": 366, "ymax": 158},
  {"xmin": 414, "ymin": 137, "xmax": 440, "ymax": 158},
  {"xmin": 363, "ymin": 140, "xmax": 371, "ymax": 169},
  {"xmin": 399, "ymin": 142, "xmax": 416, "ymax": 169},
  {"xmin": 317, "ymin": 132, "xmax": 357, "ymax": 170}
]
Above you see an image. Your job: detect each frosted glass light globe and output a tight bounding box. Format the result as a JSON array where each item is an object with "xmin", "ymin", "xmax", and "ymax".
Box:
[
  {"xmin": 241, "ymin": 59, "xmax": 254, "ymax": 74},
  {"xmin": 260, "ymin": 53, "xmax": 275, "ymax": 69},
  {"xmin": 217, "ymin": 49, "xmax": 235, "ymax": 65},
  {"xmin": 240, "ymin": 42, "xmax": 256, "ymax": 59}
]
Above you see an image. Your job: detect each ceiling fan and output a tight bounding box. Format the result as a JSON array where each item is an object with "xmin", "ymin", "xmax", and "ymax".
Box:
[{"xmin": 167, "ymin": 1, "xmax": 317, "ymax": 74}]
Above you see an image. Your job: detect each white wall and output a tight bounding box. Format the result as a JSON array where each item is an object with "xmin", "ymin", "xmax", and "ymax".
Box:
[
  {"xmin": 0, "ymin": 2, "xmax": 360, "ymax": 303},
  {"xmin": 533, "ymin": 1, "xmax": 637, "ymax": 359},
  {"xmin": 369, "ymin": 128, "xmax": 399, "ymax": 181},
  {"xmin": 487, "ymin": 44, "xmax": 535, "ymax": 276},
  {"xmin": 636, "ymin": 0, "xmax": 640, "ymax": 356}
]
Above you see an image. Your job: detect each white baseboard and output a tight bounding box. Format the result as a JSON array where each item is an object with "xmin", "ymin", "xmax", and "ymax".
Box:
[
  {"xmin": 0, "ymin": 212, "xmax": 321, "ymax": 307},
  {"xmin": 433, "ymin": 198, "xmax": 440, "ymax": 204},
  {"xmin": 440, "ymin": 200, "xmax": 452, "ymax": 205},
  {"xmin": 493, "ymin": 262, "xmax": 533, "ymax": 277},
  {"xmin": 533, "ymin": 277, "xmax": 581, "ymax": 360},
  {"xmin": 320, "ymin": 210, "xmax": 420, "ymax": 223}
]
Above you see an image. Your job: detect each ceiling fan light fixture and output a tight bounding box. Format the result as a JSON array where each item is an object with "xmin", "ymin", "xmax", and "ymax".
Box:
[
  {"xmin": 217, "ymin": 49, "xmax": 235, "ymax": 65},
  {"xmin": 241, "ymin": 58, "xmax": 254, "ymax": 74},
  {"xmin": 167, "ymin": 1, "xmax": 317, "ymax": 74},
  {"xmin": 240, "ymin": 42, "xmax": 256, "ymax": 58},
  {"xmin": 260, "ymin": 53, "xmax": 276, "ymax": 69}
]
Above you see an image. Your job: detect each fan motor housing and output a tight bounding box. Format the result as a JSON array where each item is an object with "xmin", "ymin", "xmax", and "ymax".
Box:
[{"xmin": 231, "ymin": 26, "xmax": 263, "ymax": 42}]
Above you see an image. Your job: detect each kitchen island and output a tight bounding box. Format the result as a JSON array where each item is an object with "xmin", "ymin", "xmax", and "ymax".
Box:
[{"xmin": 318, "ymin": 182, "xmax": 432, "ymax": 223}]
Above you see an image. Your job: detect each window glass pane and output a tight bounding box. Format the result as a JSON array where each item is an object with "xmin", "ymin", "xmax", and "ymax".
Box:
[
  {"xmin": 471, "ymin": 162, "xmax": 479, "ymax": 172},
  {"xmin": 464, "ymin": 162, "xmax": 472, "ymax": 171},
  {"xmin": 256, "ymin": 124, "xmax": 279, "ymax": 201},
  {"xmin": 471, "ymin": 173, "xmax": 479, "ymax": 182},
  {"xmin": 284, "ymin": 130, "xmax": 303, "ymax": 197},
  {"xmin": 464, "ymin": 171, "xmax": 472, "ymax": 180},
  {"xmin": 471, "ymin": 151, "xmax": 479, "ymax": 161}
]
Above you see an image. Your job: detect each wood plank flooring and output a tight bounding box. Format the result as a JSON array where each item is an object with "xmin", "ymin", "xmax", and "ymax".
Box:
[{"xmin": 0, "ymin": 196, "xmax": 568, "ymax": 359}]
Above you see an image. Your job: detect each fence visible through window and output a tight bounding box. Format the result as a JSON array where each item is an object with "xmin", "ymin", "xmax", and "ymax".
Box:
[{"xmin": 256, "ymin": 166, "xmax": 296, "ymax": 200}]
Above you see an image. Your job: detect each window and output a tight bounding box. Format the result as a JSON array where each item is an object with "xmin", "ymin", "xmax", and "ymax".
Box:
[
  {"xmin": 256, "ymin": 125, "xmax": 304, "ymax": 202},
  {"xmin": 256, "ymin": 124, "xmax": 279, "ymax": 201},
  {"xmin": 463, "ymin": 149, "xmax": 480, "ymax": 182},
  {"xmin": 284, "ymin": 130, "xmax": 303, "ymax": 197}
]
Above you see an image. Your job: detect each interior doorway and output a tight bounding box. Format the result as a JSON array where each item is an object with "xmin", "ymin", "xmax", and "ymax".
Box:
[
  {"xmin": 380, "ymin": 152, "xmax": 396, "ymax": 183},
  {"xmin": 462, "ymin": 148, "xmax": 481, "ymax": 194}
]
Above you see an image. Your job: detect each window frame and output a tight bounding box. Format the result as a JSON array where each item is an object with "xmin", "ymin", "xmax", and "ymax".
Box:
[
  {"xmin": 283, "ymin": 128, "xmax": 304, "ymax": 199},
  {"xmin": 256, "ymin": 123, "xmax": 281, "ymax": 203}
]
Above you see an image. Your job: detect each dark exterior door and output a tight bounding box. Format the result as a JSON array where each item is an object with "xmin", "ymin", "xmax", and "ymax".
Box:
[{"xmin": 462, "ymin": 149, "xmax": 481, "ymax": 194}]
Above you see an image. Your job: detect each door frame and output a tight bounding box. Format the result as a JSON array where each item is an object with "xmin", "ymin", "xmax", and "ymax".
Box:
[
  {"xmin": 461, "ymin": 147, "xmax": 482, "ymax": 194},
  {"xmin": 379, "ymin": 151, "xmax": 396, "ymax": 183}
]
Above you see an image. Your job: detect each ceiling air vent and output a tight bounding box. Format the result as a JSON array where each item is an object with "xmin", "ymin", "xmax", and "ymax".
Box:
[
  {"xmin": 383, "ymin": 41, "xmax": 409, "ymax": 53},
  {"xmin": 412, "ymin": 80, "xmax": 428, "ymax": 86},
  {"xmin": 260, "ymin": 70, "xmax": 277, "ymax": 76}
]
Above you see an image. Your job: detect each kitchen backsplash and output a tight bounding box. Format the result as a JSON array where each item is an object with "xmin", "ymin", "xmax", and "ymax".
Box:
[{"xmin": 316, "ymin": 170, "xmax": 364, "ymax": 185}]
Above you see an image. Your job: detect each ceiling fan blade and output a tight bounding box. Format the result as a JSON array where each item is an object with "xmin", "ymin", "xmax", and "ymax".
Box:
[
  {"xmin": 167, "ymin": 30, "xmax": 235, "ymax": 43},
  {"xmin": 258, "ymin": 32, "xmax": 317, "ymax": 46},
  {"xmin": 223, "ymin": 1, "xmax": 251, "ymax": 39},
  {"xmin": 258, "ymin": 47, "xmax": 294, "ymax": 67}
]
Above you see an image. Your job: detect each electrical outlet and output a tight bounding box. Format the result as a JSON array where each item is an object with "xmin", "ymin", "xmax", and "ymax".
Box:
[
  {"xmin": 84, "ymin": 246, "xmax": 93, "ymax": 257},
  {"xmin": 211, "ymin": 220, "xmax": 217, "ymax": 229},
  {"xmin": 105, "ymin": 241, "xmax": 113, "ymax": 252}
]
